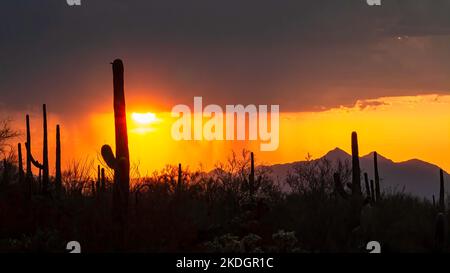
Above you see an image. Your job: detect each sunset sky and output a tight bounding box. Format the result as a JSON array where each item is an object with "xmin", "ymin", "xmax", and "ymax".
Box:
[{"xmin": 1, "ymin": 1, "xmax": 450, "ymax": 174}]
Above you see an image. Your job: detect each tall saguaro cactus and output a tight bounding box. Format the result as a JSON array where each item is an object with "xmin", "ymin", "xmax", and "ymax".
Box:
[
  {"xmin": 25, "ymin": 105, "xmax": 50, "ymax": 195},
  {"xmin": 55, "ymin": 124, "xmax": 62, "ymax": 196},
  {"xmin": 351, "ymin": 132, "xmax": 362, "ymax": 197},
  {"xmin": 17, "ymin": 143, "xmax": 24, "ymax": 182},
  {"xmin": 364, "ymin": 172, "xmax": 370, "ymax": 200},
  {"xmin": 333, "ymin": 132, "xmax": 365, "ymax": 229},
  {"xmin": 42, "ymin": 104, "xmax": 49, "ymax": 193},
  {"xmin": 101, "ymin": 59, "xmax": 130, "ymax": 247},
  {"xmin": 374, "ymin": 151, "xmax": 381, "ymax": 201},
  {"xmin": 25, "ymin": 115, "xmax": 32, "ymax": 180},
  {"xmin": 439, "ymin": 169, "xmax": 445, "ymax": 212},
  {"xmin": 334, "ymin": 133, "xmax": 363, "ymax": 199}
]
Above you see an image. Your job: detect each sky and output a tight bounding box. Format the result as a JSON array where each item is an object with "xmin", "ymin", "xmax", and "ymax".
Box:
[{"xmin": 1, "ymin": 0, "xmax": 450, "ymax": 173}]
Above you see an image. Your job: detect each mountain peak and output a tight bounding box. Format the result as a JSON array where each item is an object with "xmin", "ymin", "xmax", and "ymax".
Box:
[
  {"xmin": 361, "ymin": 151, "xmax": 392, "ymax": 163},
  {"xmin": 322, "ymin": 147, "xmax": 350, "ymax": 161}
]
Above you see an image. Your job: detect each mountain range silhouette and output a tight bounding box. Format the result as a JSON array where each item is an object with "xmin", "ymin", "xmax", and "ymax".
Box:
[{"xmin": 266, "ymin": 148, "xmax": 450, "ymax": 200}]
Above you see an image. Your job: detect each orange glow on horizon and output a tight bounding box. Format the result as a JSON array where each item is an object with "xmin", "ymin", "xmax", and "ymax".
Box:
[{"xmin": 6, "ymin": 94, "xmax": 450, "ymax": 176}]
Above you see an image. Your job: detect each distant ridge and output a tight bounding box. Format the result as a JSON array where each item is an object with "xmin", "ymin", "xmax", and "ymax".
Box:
[{"xmin": 265, "ymin": 148, "xmax": 449, "ymax": 199}]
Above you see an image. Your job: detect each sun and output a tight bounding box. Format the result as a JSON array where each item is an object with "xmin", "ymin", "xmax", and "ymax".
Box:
[{"xmin": 131, "ymin": 112, "xmax": 157, "ymax": 125}]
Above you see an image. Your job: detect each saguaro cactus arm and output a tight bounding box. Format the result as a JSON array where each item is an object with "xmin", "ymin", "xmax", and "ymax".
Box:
[
  {"xmin": 25, "ymin": 142, "xmax": 44, "ymax": 170},
  {"xmin": 101, "ymin": 144, "xmax": 117, "ymax": 169}
]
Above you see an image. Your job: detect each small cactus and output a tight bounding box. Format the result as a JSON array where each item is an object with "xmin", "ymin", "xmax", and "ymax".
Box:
[
  {"xmin": 101, "ymin": 167, "xmax": 106, "ymax": 192},
  {"xmin": 95, "ymin": 165, "xmax": 101, "ymax": 196},
  {"xmin": 177, "ymin": 163, "xmax": 182, "ymax": 191}
]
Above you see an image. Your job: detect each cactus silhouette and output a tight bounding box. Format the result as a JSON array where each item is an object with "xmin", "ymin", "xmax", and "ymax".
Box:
[
  {"xmin": 351, "ymin": 132, "xmax": 362, "ymax": 197},
  {"xmin": 370, "ymin": 179, "xmax": 375, "ymax": 203},
  {"xmin": 176, "ymin": 163, "xmax": 183, "ymax": 192},
  {"xmin": 25, "ymin": 115, "xmax": 33, "ymax": 181},
  {"xmin": 55, "ymin": 124, "xmax": 62, "ymax": 196},
  {"xmin": 334, "ymin": 132, "xmax": 363, "ymax": 200},
  {"xmin": 333, "ymin": 132, "xmax": 365, "ymax": 231},
  {"xmin": 374, "ymin": 151, "xmax": 381, "ymax": 201},
  {"xmin": 364, "ymin": 172, "xmax": 371, "ymax": 200},
  {"xmin": 17, "ymin": 143, "xmax": 24, "ymax": 182},
  {"xmin": 95, "ymin": 165, "xmax": 101, "ymax": 197},
  {"xmin": 25, "ymin": 105, "xmax": 50, "ymax": 195},
  {"xmin": 100, "ymin": 59, "xmax": 130, "ymax": 247},
  {"xmin": 101, "ymin": 167, "xmax": 106, "ymax": 193},
  {"xmin": 241, "ymin": 151, "xmax": 259, "ymax": 200},
  {"xmin": 249, "ymin": 152, "xmax": 255, "ymax": 194},
  {"xmin": 439, "ymin": 169, "xmax": 445, "ymax": 212}
]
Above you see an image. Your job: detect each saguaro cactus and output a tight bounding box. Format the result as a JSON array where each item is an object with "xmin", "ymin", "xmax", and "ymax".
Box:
[
  {"xmin": 17, "ymin": 143, "xmax": 24, "ymax": 182},
  {"xmin": 42, "ymin": 104, "xmax": 49, "ymax": 193},
  {"xmin": 333, "ymin": 132, "xmax": 365, "ymax": 230},
  {"xmin": 25, "ymin": 115, "xmax": 33, "ymax": 180},
  {"xmin": 95, "ymin": 165, "xmax": 101, "ymax": 196},
  {"xmin": 177, "ymin": 163, "xmax": 183, "ymax": 191},
  {"xmin": 249, "ymin": 152, "xmax": 255, "ymax": 188},
  {"xmin": 370, "ymin": 179, "xmax": 375, "ymax": 203},
  {"xmin": 101, "ymin": 59, "xmax": 130, "ymax": 246},
  {"xmin": 374, "ymin": 152, "xmax": 381, "ymax": 201},
  {"xmin": 25, "ymin": 105, "xmax": 50, "ymax": 195},
  {"xmin": 351, "ymin": 132, "xmax": 362, "ymax": 197},
  {"xmin": 364, "ymin": 172, "xmax": 371, "ymax": 200},
  {"xmin": 242, "ymin": 152, "xmax": 258, "ymax": 199},
  {"xmin": 101, "ymin": 167, "xmax": 106, "ymax": 192},
  {"xmin": 334, "ymin": 132, "xmax": 363, "ymax": 199},
  {"xmin": 55, "ymin": 125, "xmax": 62, "ymax": 196},
  {"xmin": 439, "ymin": 169, "xmax": 445, "ymax": 212}
]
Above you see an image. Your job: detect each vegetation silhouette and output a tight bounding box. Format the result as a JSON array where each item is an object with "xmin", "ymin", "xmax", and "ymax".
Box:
[{"xmin": 0, "ymin": 59, "xmax": 447, "ymax": 253}]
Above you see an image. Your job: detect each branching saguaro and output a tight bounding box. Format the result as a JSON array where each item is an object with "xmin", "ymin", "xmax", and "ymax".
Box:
[
  {"xmin": 333, "ymin": 132, "xmax": 365, "ymax": 230},
  {"xmin": 334, "ymin": 132, "xmax": 363, "ymax": 201},
  {"xmin": 101, "ymin": 59, "xmax": 130, "ymax": 249},
  {"xmin": 25, "ymin": 105, "xmax": 50, "ymax": 195}
]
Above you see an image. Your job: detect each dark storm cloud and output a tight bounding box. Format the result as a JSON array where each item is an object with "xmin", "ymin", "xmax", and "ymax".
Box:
[{"xmin": 1, "ymin": 0, "xmax": 450, "ymax": 115}]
